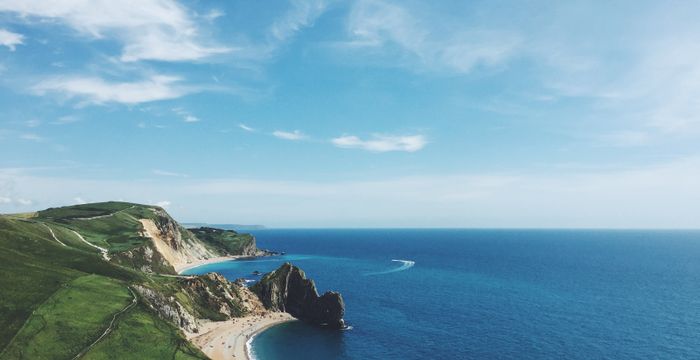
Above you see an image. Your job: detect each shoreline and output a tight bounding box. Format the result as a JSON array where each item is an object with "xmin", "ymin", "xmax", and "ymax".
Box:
[
  {"xmin": 188, "ymin": 312, "xmax": 296, "ymax": 360},
  {"xmin": 175, "ymin": 255, "xmax": 248, "ymax": 274}
]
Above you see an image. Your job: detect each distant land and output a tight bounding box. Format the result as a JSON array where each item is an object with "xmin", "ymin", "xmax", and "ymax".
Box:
[
  {"xmin": 183, "ymin": 223, "xmax": 267, "ymax": 231},
  {"xmin": 0, "ymin": 201, "xmax": 342, "ymax": 360}
]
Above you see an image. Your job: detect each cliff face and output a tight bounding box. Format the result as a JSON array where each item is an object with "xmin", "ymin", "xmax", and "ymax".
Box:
[
  {"xmin": 135, "ymin": 272, "xmax": 266, "ymax": 334},
  {"xmin": 251, "ymin": 263, "xmax": 346, "ymax": 329},
  {"xmin": 138, "ymin": 209, "xmax": 220, "ymax": 272}
]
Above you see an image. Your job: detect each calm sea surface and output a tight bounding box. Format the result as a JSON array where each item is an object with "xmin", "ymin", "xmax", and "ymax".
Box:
[{"xmin": 183, "ymin": 229, "xmax": 700, "ymax": 359}]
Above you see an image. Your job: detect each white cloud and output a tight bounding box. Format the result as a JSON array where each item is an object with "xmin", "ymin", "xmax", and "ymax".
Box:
[
  {"xmin": 0, "ymin": 28, "xmax": 23, "ymax": 51},
  {"xmin": 598, "ymin": 131, "xmax": 651, "ymax": 147},
  {"xmin": 239, "ymin": 123, "xmax": 256, "ymax": 132},
  {"xmin": 0, "ymin": 196, "xmax": 11, "ymax": 204},
  {"xmin": 269, "ymin": 0, "xmax": 327, "ymax": 43},
  {"xmin": 0, "ymin": 0, "xmax": 231, "ymax": 62},
  {"xmin": 20, "ymin": 133, "xmax": 43, "ymax": 142},
  {"xmin": 332, "ymin": 134, "xmax": 427, "ymax": 152},
  {"xmin": 73, "ymin": 197, "xmax": 86, "ymax": 204},
  {"xmin": 16, "ymin": 198, "xmax": 32, "ymax": 206},
  {"xmin": 152, "ymin": 169, "xmax": 188, "ymax": 178},
  {"xmin": 156, "ymin": 200, "xmax": 171, "ymax": 208},
  {"xmin": 184, "ymin": 115, "xmax": 200, "ymax": 123},
  {"xmin": 272, "ymin": 130, "xmax": 307, "ymax": 140},
  {"xmin": 342, "ymin": 0, "xmax": 520, "ymax": 74},
  {"xmin": 24, "ymin": 119, "xmax": 41, "ymax": 128},
  {"xmin": 172, "ymin": 107, "xmax": 201, "ymax": 123},
  {"xmin": 52, "ymin": 115, "xmax": 80, "ymax": 125},
  {"xmin": 33, "ymin": 75, "xmax": 192, "ymax": 105}
]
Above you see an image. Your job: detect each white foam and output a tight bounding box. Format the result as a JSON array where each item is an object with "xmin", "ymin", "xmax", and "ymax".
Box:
[
  {"xmin": 246, "ymin": 334, "xmax": 256, "ymax": 360},
  {"xmin": 365, "ymin": 259, "xmax": 415, "ymax": 275}
]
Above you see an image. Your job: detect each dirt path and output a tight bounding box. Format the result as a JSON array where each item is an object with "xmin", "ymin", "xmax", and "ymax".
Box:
[
  {"xmin": 71, "ymin": 287, "xmax": 137, "ymax": 360},
  {"xmin": 73, "ymin": 206, "xmax": 135, "ymax": 221},
  {"xmin": 42, "ymin": 223, "xmax": 67, "ymax": 247},
  {"xmin": 71, "ymin": 230, "xmax": 110, "ymax": 261}
]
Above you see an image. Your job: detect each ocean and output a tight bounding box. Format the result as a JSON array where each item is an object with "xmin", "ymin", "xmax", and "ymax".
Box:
[{"xmin": 182, "ymin": 229, "xmax": 700, "ymax": 359}]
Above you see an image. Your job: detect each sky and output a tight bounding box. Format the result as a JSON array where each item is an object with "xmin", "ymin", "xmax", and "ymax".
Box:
[{"xmin": 1, "ymin": 0, "xmax": 699, "ymax": 228}]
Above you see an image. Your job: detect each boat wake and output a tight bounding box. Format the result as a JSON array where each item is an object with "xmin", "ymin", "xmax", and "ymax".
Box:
[{"xmin": 365, "ymin": 259, "xmax": 415, "ymax": 276}]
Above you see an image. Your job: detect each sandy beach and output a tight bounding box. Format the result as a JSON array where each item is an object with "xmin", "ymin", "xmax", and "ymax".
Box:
[
  {"xmin": 175, "ymin": 255, "xmax": 247, "ymax": 274},
  {"xmin": 188, "ymin": 312, "xmax": 296, "ymax": 360}
]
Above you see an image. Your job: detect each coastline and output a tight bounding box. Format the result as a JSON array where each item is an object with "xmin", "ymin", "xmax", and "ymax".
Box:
[
  {"xmin": 188, "ymin": 312, "xmax": 296, "ymax": 360},
  {"xmin": 175, "ymin": 255, "xmax": 247, "ymax": 274},
  {"xmin": 180, "ymin": 254, "xmax": 296, "ymax": 360}
]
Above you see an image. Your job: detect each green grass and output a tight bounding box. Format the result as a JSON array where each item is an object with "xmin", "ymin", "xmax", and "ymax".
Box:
[
  {"xmin": 36, "ymin": 202, "xmax": 136, "ymax": 221},
  {"xmin": 81, "ymin": 304, "xmax": 207, "ymax": 360},
  {"xmin": 0, "ymin": 201, "xmax": 260, "ymax": 359},
  {"xmin": 189, "ymin": 227, "xmax": 255, "ymax": 255},
  {"xmin": 0, "ymin": 217, "xmax": 142, "ymax": 352},
  {"xmin": 57, "ymin": 213, "xmax": 149, "ymax": 252},
  {"xmin": 1, "ymin": 275, "xmax": 133, "ymax": 360}
]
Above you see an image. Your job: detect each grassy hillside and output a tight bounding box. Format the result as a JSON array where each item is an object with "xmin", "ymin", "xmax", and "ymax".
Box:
[
  {"xmin": 189, "ymin": 227, "xmax": 256, "ymax": 255},
  {"xmin": 0, "ymin": 202, "xmax": 248, "ymax": 360}
]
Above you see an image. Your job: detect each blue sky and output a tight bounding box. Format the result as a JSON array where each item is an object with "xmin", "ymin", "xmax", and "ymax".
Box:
[{"xmin": 1, "ymin": 0, "xmax": 699, "ymax": 227}]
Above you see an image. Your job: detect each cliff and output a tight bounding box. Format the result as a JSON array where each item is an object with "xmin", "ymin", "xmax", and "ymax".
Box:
[
  {"xmin": 135, "ymin": 272, "xmax": 266, "ymax": 333},
  {"xmin": 33, "ymin": 202, "xmax": 268, "ymax": 274},
  {"xmin": 251, "ymin": 263, "xmax": 346, "ymax": 329}
]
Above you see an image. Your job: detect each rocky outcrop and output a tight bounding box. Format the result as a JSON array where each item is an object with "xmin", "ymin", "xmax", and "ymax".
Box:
[
  {"xmin": 251, "ymin": 263, "xmax": 346, "ymax": 329},
  {"xmin": 134, "ymin": 284, "xmax": 200, "ymax": 333},
  {"xmin": 135, "ymin": 273, "xmax": 267, "ymax": 334},
  {"xmin": 180, "ymin": 272, "xmax": 265, "ymax": 319}
]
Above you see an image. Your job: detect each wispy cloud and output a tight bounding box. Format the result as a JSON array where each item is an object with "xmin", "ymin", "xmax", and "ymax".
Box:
[
  {"xmin": 51, "ymin": 115, "xmax": 80, "ymax": 125},
  {"xmin": 172, "ymin": 107, "xmax": 201, "ymax": 123},
  {"xmin": 340, "ymin": 0, "xmax": 520, "ymax": 74},
  {"xmin": 0, "ymin": 28, "xmax": 23, "ymax": 51},
  {"xmin": 239, "ymin": 123, "xmax": 256, "ymax": 132},
  {"xmin": 24, "ymin": 119, "xmax": 41, "ymax": 128},
  {"xmin": 33, "ymin": 75, "xmax": 193, "ymax": 105},
  {"xmin": 156, "ymin": 200, "xmax": 171, "ymax": 208},
  {"xmin": 273, "ymin": 130, "xmax": 307, "ymax": 140},
  {"xmin": 598, "ymin": 131, "xmax": 651, "ymax": 148},
  {"xmin": 331, "ymin": 134, "xmax": 427, "ymax": 152},
  {"xmin": 0, "ymin": 1, "xmax": 231, "ymax": 62},
  {"xmin": 269, "ymin": 0, "xmax": 327, "ymax": 43},
  {"xmin": 16, "ymin": 198, "xmax": 32, "ymax": 206},
  {"xmin": 20, "ymin": 133, "xmax": 43, "ymax": 142},
  {"xmin": 152, "ymin": 169, "xmax": 188, "ymax": 178}
]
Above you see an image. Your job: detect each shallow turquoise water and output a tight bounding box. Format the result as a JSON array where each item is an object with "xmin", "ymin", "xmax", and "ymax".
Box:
[{"xmin": 184, "ymin": 229, "xmax": 700, "ymax": 359}]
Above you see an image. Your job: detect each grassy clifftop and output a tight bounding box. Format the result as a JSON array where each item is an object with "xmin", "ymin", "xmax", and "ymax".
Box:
[{"xmin": 0, "ymin": 201, "xmax": 264, "ymax": 360}]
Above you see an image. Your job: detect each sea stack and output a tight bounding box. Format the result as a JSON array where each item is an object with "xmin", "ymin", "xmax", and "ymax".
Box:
[{"xmin": 251, "ymin": 262, "xmax": 346, "ymax": 329}]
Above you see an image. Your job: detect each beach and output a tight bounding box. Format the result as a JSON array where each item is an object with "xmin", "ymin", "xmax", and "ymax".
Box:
[
  {"xmin": 175, "ymin": 255, "xmax": 246, "ymax": 274},
  {"xmin": 188, "ymin": 312, "xmax": 296, "ymax": 360}
]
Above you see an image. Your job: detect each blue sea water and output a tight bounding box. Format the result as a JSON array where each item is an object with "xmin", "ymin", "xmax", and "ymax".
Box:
[{"xmin": 183, "ymin": 229, "xmax": 700, "ymax": 359}]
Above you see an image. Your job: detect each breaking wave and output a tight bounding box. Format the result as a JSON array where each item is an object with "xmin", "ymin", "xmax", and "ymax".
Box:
[{"xmin": 365, "ymin": 259, "xmax": 415, "ymax": 275}]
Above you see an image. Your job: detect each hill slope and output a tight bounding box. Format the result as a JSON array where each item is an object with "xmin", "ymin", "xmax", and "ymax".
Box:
[{"xmin": 0, "ymin": 202, "xmax": 266, "ymax": 359}]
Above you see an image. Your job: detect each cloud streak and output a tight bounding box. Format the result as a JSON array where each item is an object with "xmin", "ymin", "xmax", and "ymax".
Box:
[
  {"xmin": 0, "ymin": 28, "xmax": 23, "ymax": 51},
  {"xmin": 332, "ymin": 134, "xmax": 427, "ymax": 152},
  {"xmin": 342, "ymin": 0, "xmax": 520, "ymax": 74},
  {"xmin": 33, "ymin": 75, "xmax": 193, "ymax": 105},
  {"xmin": 273, "ymin": 130, "xmax": 307, "ymax": 140}
]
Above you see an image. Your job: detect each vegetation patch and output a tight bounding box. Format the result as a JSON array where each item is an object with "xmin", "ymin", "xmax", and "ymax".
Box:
[{"xmin": 1, "ymin": 275, "xmax": 132, "ymax": 360}]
